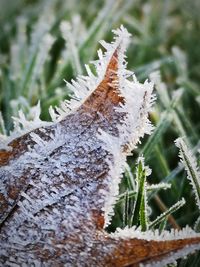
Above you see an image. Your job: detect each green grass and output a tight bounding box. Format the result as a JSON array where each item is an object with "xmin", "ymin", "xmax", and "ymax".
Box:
[{"xmin": 0, "ymin": 0, "xmax": 200, "ymax": 265}]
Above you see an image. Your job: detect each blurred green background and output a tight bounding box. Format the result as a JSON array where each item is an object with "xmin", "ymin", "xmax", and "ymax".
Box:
[{"xmin": 0, "ymin": 0, "xmax": 200, "ymax": 265}]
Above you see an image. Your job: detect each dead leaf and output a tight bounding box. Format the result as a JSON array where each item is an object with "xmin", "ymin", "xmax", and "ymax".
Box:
[{"xmin": 0, "ymin": 26, "xmax": 200, "ymax": 267}]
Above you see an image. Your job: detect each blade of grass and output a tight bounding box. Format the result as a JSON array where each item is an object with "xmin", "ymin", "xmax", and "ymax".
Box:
[
  {"xmin": 130, "ymin": 159, "xmax": 148, "ymax": 230},
  {"xmin": 149, "ymin": 198, "xmax": 185, "ymax": 229},
  {"xmin": 175, "ymin": 138, "xmax": 200, "ymax": 210}
]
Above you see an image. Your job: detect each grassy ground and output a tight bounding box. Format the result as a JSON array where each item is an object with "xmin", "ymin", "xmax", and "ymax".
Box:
[{"xmin": 0, "ymin": 0, "xmax": 200, "ymax": 265}]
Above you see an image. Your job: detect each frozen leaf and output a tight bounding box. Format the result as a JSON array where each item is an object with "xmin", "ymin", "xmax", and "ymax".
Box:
[{"xmin": 0, "ymin": 26, "xmax": 200, "ymax": 266}]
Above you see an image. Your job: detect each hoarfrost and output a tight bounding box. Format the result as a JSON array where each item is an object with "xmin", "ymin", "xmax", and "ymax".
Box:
[
  {"xmin": 111, "ymin": 225, "xmax": 200, "ymax": 241},
  {"xmin": 0, "ymin": 26, "xmax": 199, "ymax": 266}
]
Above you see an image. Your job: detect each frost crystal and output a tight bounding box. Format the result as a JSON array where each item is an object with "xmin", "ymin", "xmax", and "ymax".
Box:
[
  {"xmin": 0, "ymin": 102, "xmax": 51, "ymax": 150},
  {"xmin": 141, "ymin": 243, "xmax": 200, "ymax": 267},
  {"xmin": 111, "ymin": 225, "xmax": 200, "ymax": 241}
]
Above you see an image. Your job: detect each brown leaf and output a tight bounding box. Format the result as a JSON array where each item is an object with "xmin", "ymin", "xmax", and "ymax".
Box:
[{"xmin": 0, "ymin": 26, "xmax": 200, "ymax": 266}]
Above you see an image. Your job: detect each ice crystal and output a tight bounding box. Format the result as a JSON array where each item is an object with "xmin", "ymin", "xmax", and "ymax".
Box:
[
  {"xmin": 0, "ymin": 102, "xmax": 51, "ymax": 150},
  {"xmin": 141, "ymin": 243, "xmax": 200, "ymax": 267},
  {"xmin": 111, "ymin": 225, "xmax": 200, "ymax": 241}
]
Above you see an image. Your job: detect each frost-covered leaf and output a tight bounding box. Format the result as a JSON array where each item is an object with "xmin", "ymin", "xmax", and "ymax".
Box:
[{"xmin": 0, "ymin": 26, "xmax": 200, "ymax": 267}]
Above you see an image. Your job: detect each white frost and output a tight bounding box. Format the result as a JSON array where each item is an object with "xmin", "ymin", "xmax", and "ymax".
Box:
[
  {"xmin": 0, "ymin": 102, "xmax": 51, "ymax": 150},
  {"xmin": 111, "ymin": 225, "xmax": 200, "ymax": 241},
  {"xmin": 141, "ymin": 244, "xmax": 200, "ymax": 267},
  {"xmin": 96, "ymin": 26, "xmax": 155, "ymax": 227}
]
